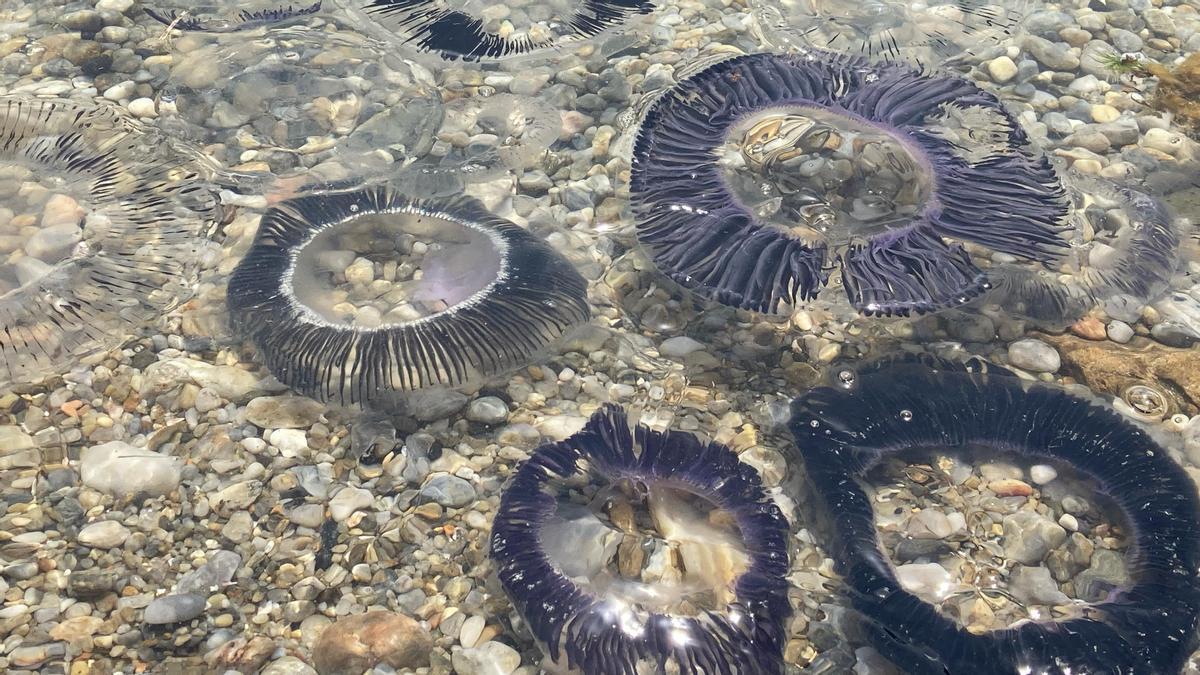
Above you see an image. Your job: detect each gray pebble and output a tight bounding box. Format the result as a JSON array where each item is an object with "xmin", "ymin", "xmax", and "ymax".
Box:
[{"xmin": 144, "ymin": 593, "xmax": 207, "ymax": 625}]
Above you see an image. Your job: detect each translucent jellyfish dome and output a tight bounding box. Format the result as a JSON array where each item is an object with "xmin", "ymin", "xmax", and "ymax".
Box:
[
  {"xmin": 983, "ymin": 172, "xmax": 1184, "ymax": 326},
  {"xmin": 751, "ymin": 0, "xmax": 1028, "ymax": 67},
  {"xmin": 491, "ymin": 405, "xmax": 791, "ymax": 673},
  {"xmin": 158, "ymin": 28, "xmax": 443, "ymax": 186},
  {"xmin": 333, "ymin": 0, "xmax": 654, "ymax": 65},
  {"xmin": 0, "ymin": 96, "xmax": 221, "ymax": 389},
  {"xmin": 789, "ymin": 355, "xmax": 1200, "ymax": 674},
  {"xmin": 144, "ymin": 1, "xmax": 325, "ymax": 33},
  {"xmin": 226, "ymin": 184, "xmax": 590, "ymax": 403}
]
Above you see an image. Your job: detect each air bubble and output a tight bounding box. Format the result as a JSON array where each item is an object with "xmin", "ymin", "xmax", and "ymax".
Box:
[{"xmin": 899, "ymin": 409, "xmax": 913, "ymax": 421}]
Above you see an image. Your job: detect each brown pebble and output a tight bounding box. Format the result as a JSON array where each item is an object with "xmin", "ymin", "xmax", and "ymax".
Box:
[
  {"xmin": 1070, "ymin": 317, "xmax": 1107, "ymax": 341},
  {"xmin": 989, "ymin": 478, "xmax": 1034, "ymax": 497},
  {"xmin": 312, "ymin": 611, "xmax": 432, "ymax": 675}
]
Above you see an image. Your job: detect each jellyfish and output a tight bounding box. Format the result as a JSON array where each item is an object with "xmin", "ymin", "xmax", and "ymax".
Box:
[
  {"xmin": 630, "ymin": 51, "xmax": 1070, "ymax": 317},
  {"xmin": 158, "ymin": 29, "xmax": 444, "ymax": 186},
  {"xmin": 226, "ymin": 185, "xmax": 590, "ymax": 404},
  {"xmin": 751, "ymin": 0, "xmax": 1028, "ymax": 68},
  {"xmin": 145, "ymin": 2, "xmax": 323, "ymax": 33},
  {"xmin": 335, "ymin": 0, "xmax": 654, "ymax": 63},
  {"xmin": 983, "ymin": 172, "xmax": 1182, "ymax": 326},
  {"xmin": 0, "ymin": 96, "xmax": 221, "ymax": 390},
  {"xmin": 788, "ymin": 354, "xmax": 1200, "ymax": 674},
  {"xmin": 490, "ymin": 404, "xmax": 791, "ymax": 674}
]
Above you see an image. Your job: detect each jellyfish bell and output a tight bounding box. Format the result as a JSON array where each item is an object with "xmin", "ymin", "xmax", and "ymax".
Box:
[
  {"xmin": 158, "ymin": 29, "xmax": 443, "ymax": 189},
  {"xmin": 333, "ymin": 0, "xmax": 655, "ymax": 67},
  {"xmin": 751, "ymin": 0, "xmax": 1029, "ymax": 68},
  {"xmin": 226, "ymin": 184, "xmax": 589, "ymax": 405},
  {"xmin": 490, "ymin": 405, "xmax": 791, "ymax": 674},
  {"xmin": 789, "ymin": 354, "xmax": 1200, "ymax": 674},
  {"xmin": 982, "ymin": 171, "xmax": 1183, "ymax": 327},
  {"xmin": 631, "ymin": 51, "xmax": 1069, "ymax": 317},
  {"xmin": 144, "ymin": 1, "xmax": 324, "ymax": 33}
]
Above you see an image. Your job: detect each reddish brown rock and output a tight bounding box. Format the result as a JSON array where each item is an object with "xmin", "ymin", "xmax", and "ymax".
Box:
[
  {"xmin": 1041, "ymin": 334, "xmax": 1200, "ymax": 413},
  {"xmin": 1069, "ymin": 317, "xmax": 1107, "ymax": 341},
  {"xmin": 312, "ymin": 611, "xmax": 431, "ymax": 675},
  {"xmin": 989, "ymin": 479, "xmax": 1034, "ymax": 497}
]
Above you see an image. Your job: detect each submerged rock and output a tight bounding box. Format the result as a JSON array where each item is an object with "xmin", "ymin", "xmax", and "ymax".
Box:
[
  {"xmin": 311, "ymin": 611, "xmax": 431, "ymax": 674},
  {"xmin": 144, "ymin": 593, "xmax": 207, "ymax": 625},
  {"xmin": 80, "ymin": 441, "xmax": 182, "ymax": 498}
]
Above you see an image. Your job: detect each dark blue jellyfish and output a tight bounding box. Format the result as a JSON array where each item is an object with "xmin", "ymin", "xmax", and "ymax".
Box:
[
  {"xmin": 226, "ymin": 185, "xmax": 589, "ymax": 404},
  {"xmin": 490, "ymin": 405, "xmax": 792, "ymax": 674},
  {"xmin": 630, "ymin": 51, "xmax": 1070, "ymax": 316},
  {"xmin": 788, "ymin": 354, "xmax": 1200, "ymax": 674},
  {"xmin": 146, "ymin": 2, "xmax": 323, "ymax": 32},
  {"xmin": 338, "ymin": 0, "xmax": 654, "ymax": 62}
]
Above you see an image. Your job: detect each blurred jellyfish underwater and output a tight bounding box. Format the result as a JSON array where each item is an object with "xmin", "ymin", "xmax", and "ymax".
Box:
[
  {"xmin": 144, "ymin": 2, "xmax": 325, "ymax": 33},
  {"xmin": 226, "ymin": 183, "xmax": 590, "ymax": 404},
  {"xmin": 751, "ymin": 0, "xmax": 1029, "ymax": 68},
  {"xmin": 0, "ymin": 95, "xmax": 222, "ymax": 390},
  {"xmin": 335, "ymin": 0, "xmax": 655, "ymax": 64},
  {"xmin": 788, "ymin": 354, "xmax": 1200, "ymax": 674},
  {"xmin": 490, "ymin": 404, "xmax": 792, "ymax": 674}
]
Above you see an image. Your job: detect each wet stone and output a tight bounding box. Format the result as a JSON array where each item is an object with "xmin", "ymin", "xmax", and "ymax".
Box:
[
  {"xmin": 144, "ymin": 593, "xmax": 207, "ymax": 625},
  {"xmin": 420, "ymin": 475, "xmax": 476, "ymax": 508},
  {"xmin": 312, "ymin": 611, "xmax": 432, "ymax": 674},
  {"xmin": 1002, "ymin": 511, "xmax": 1067, "ymax": 564}
]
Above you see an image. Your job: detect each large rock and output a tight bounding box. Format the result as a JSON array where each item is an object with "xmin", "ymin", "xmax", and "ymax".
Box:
[
  {"xmin": 81, "ymin": 441, "xmax": 182, "ymax": 497},
  {"xmin": 141, "ymin": 358, "xmax": 266, "ymax": 402},
  {"xmin": 312, "ymin": 611, "xmax": 431, "ymax": 675},
  {"xmin": 1042, "ymin": 334, "xmax": 1200, "ymax": 412}
]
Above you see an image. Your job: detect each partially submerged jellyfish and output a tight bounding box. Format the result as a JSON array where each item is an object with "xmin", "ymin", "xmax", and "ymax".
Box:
[
  {"xmin": 159, "ymin": 30, "xmax": 443, "ymax": 184},
  {"xmin": 335, "ymin": 0, "xmax": 654, "ymax": 63},
  {"xmin": 630, "ymin": 51, "xmax": 1069, "ymax": 316},
  {"xmin": 490, "ymin": 405, "xmax": 791, "ymax": 674},
  {"xmin": 0, "ymin": 96, "xmax": 221, "ymax": 389},
  {"xmin": 145, "ymin": 2, "xmax": 323, "ymax": 33},
  {"xmin": 403, "ymin": 92, "xmax": 559, "ymax": 192},
  {"xmin": 984, "ymin": 173, "xmax": 1182, "ymax": 326},
  {"xmin": 751, "ymin": 0, "xmax": 1027, "ymax": 67},
  {"xmin": 226, "ymin": 185, "xmax": 590, "ymax": 404},
  {"xmin": 789, "ymin": 355, "xmax": 1200, "ymax": 673}
]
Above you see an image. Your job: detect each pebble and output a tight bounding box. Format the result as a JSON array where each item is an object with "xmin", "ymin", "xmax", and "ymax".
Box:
[
  {"xmin": 659, "ymin": 335, "xmax": 706, "ymax": 358},
  {"xmin": 466, "ymin": 396, "xmax": 509, "ymax": 424},
  {"xmin": 261, "ymin": 656, "xmax": 318, "ymax": 675},
  {"xmin": 1029, "ymin": 464, "xmax": 1058, "ymax": 485},
  {"xmin": 144, "ymin": 593, "xmax": 207, "ymax": 625},
  {"xmin": 311, "ymin": 611, "xmax": 432, "ymax": 674},
  {"xmin": 1106, "ymin": 320, "xmax": 1134, "ymax": 344},
  {"xmin": 177, "ymin": 550, "xmax": 242, "ymax": 595},
  {"xmin": 1007, "ymin": 338, "xmax": 1060, "ymax": 373},
  {"xmin": 894, "ymin": 563, "xmax": 954, "ymax": 602},
  {"xmin": 420, "ymin": 474, "xmax": 476, "ymax": 507},
  {"xmin": 329, "ymin": 486, "xmax": 374, "ymax": 522},
  {"xmin": 986, "ymin": 56, "xmax": 1018, "ymax": 83},
  {"xmin": 1002, "ymin": 512, "xmax": 1067, "ymax": 564},
  {"xmin": 1009, "ymin": 565, "xmax": 1070, "ymax": 605},
  {"xmin": 452, "ymin": 641, "xmax": 521, "ymax": 675},
  {"xmin": 77, "ymin": 520, "xmax": 130, "ymax": 549},
  {"xmin": 459, "ymin": 614, "xmax": 485, "ymax": 648},
  {"xmin": 245, "ymin": 395, "xmax": 326, "ymax": 429}
]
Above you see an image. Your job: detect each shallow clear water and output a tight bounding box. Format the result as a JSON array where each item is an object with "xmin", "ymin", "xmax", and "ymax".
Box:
[{"xmin": 1, "ymin": 0, "xmax": 1200, "ymax": 674}]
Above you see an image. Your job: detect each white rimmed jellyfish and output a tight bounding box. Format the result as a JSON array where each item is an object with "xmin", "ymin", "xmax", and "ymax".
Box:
[{"xmin": 225, "ymin": 184, "xmax": 590, "ymax": 404}]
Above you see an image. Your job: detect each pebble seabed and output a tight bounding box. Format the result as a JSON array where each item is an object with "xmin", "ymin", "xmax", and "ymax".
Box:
[{"xmin": 2, "ymin": 0, "xmax": 1200, "ymax": 674}]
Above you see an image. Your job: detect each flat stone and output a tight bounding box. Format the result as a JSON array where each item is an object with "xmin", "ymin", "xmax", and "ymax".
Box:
[
  {"xmin": 420, "ymin": 474, "xmax": 475, "ymax": 508},
  {"xmin": 176, "ymin": 550, "xmax": 241, "ymax": 595},
  {"xmin": 1010, "ymin": 565, "xmax": 1070, "ymax": 605},
  {"xmin": 144, "ymin": 593, "xmax": 207, "ymax": 625},
  {"xmin": 1007, "ymin": 338, "xmax": 1060, "ymax": 373},
  {"xmin": 329, "ymin": 486, "xmax": 374, "ymax": 522},
  {"xmin": 452, "ymin": 641, "xmax": 521, "ymax": 675},
  {"xmin": 245, "ymin": 395, "xmax": 325, "ymax": 429},
  {"xmin": 77, "ymin": 520, "xmax": 130, "ymax": 549},
  {"xmin": 81, "ymin": 441, "xmax": 182, "ymax": 497},
  {"xmin": 466, "ymin": 396, "xmax": 508, "ymax": 425},
  {"xmin": 1002, "ymin": 511, "xmax": 1067, "ymax": 564}
]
